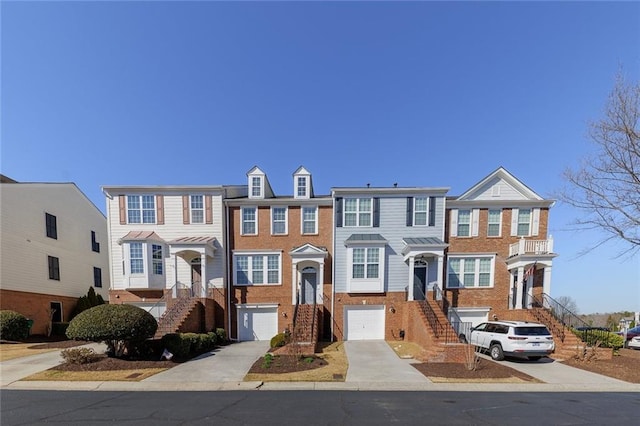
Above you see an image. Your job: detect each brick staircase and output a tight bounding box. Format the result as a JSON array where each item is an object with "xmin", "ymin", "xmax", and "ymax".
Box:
[
  {"xmin": 411, "ymin": 298, "xmax": 469, "ymax": 363},
  {"xmin": 153, "ymin": 298, "xmax": 201, "ymax": 339},
  {"xmin": 276, "ymin": 304, "xmax": 320, "ymax": 356},
  {"xmin": 498, "ymin": 308, "xmax": 584, "ymax": 360}
]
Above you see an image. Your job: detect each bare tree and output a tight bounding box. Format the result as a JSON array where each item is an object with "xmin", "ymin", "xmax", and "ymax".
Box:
[
  {"xmin": 555, "ymin": 295, "xmax": 579, "ymax": 314},
  {"xmin": 558, "ymin": 73, "xmax": 640, "ymax": 256}
]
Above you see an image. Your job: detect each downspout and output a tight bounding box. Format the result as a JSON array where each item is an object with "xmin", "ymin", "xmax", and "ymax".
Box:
[
  {"xmin": 331, "ymin": 191, "xmax": 336, "ymax": 342},
  {"xmin": 225, "ymin": 200, "xmax": 233, "ymax": 340},
  {"xmin": 102, "ymin": 189, "xmax": 115, "ymax": 302}
]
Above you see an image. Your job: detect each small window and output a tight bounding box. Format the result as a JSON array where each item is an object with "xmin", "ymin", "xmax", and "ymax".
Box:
[
  {"xmin": 242, "ymin": 207, "xmax": 257, "ymax": 235},
  {"xmin": 302, "ymin": 206, "xmax": 317, "ymax": 234},
  {"xmin": 414, "ymin": 198, "xmax": 428, "ymax": 226},
  {"xmin": 152, "ymin": 244, "xmax": 163, "ymax": 275},
  {"xmin": 297, "ymin": 176, "xmax": 307, "ymax": 197},
  {"xmin": 251, "ymin": 176, "xmax": 262, "ymax": 198},
  {"xmin": 344, "ymin": 198, "xmax": 372, "ymax": 227},
  {"xmin": 91, "ymin": 231, "xmax": 100, "ymax": 253},
  {"xmin": 352, "ymin": 248, "xmax": 379, "ymax": 279},
  {"xmin": 190, "ymin": 195, "xmax": 204, "ymax": 224},
  {"xmin": 45, "ymin": 213, "xmax": 57, "ymax": 239},
  {"xmin": 457, "ymin": 210, "xmax": 471, "ymax": 237},
  {"xmin": 48, "ymin": 256, "xmax": 60, "ymax": 280},
  {"xmin": 271, "ymin": 207, "xmax": 287, "ymax": 235},
  {"xmin": 93, "ymin": 267, "xmax": 102, "ymax": 288},
  {"xmin": 487, "ymin": 210, "xmax": 501, "ymax": 237},
  {"xmin": 517, "ymin": 209, "xmax": 531, "ymax": 236}
]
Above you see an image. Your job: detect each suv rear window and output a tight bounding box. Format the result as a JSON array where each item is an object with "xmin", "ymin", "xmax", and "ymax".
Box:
[{"xmin": 514, "ymin": 326, "xmax": 550, "ymax": 336}]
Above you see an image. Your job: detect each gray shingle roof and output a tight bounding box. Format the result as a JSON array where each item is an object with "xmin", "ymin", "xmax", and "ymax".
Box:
[
  {"xmin": 345, "ymin": 234, "xmax": 387, "ymax": 243},
  {"xmin": 402, "ymin": 237, "xmax": 446, "ymax": 246}
]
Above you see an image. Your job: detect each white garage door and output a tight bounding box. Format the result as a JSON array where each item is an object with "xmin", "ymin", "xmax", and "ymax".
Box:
[
  {"xmin": 237, "ymin": 306, "xmax": 278, "ymax": 341},
  {"xmin": 452, "ymin": 309, "xmax": 489, "ymax": 328},
  {"xmin": 345, "ymin": 305, "xmax": 385, "ymax": 340}
]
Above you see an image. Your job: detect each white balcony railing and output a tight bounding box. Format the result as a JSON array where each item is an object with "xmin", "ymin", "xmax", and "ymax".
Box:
[{"xmin": 508, "ymin": 237, "xmax": 554, "ymax": 257}]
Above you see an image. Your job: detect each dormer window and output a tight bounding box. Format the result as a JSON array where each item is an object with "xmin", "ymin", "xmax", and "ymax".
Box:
[
  {"xmin": 251, "ymin": 176, "xmax": 262, "ymax": 198},
  {"xmin": 293, "ymin": 166, "xmax": 312, "ymax": 199},
  {"xmin": 297, "ymin": 176, "xmax": 307, "ymax": 197}
]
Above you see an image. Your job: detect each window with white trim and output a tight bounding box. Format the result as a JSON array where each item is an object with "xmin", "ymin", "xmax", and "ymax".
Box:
[
  {"xmin": 297, "ymin": 176, "xmax": 307, "ymax": 197},
  {"xmin": 302, "ymin": 206, "xmax": 317, "ymax": 234},
  {"xmin": 347, "ymin": 245, "xmax": 385, "ymax": 293},
  {"xmin": 271, "ymin": 207, "xmax": 287, "ymax": 235},
  {"xmin": 414, "ymin": 197, "xmax": 428, "ymax": 226},
  {"xmin": 242, "ymin": 207, "xmax": 257, "ymax": 235},
  {"xmin": 190, "ymin": 195, "xmax": 204, "ymax": 224},
  {"xmin": 233, "ymin": 253, "xmax": 281, "ymax": 285},
  {"xmin": 517, "ymin": 209, "xmax": 531, "ymax": 236},
  {"xmin": 447, "ymin": 256, "xmax": 494, "ymax": 288},
  {"xmin": 457, "ymin": 209, "xmax": 471, "ymax": 237},
  {"xmin": 487, "ymin": 209, "xmax": 501, "ymax": 237},
  {"xmin": 130, "ymin": 242, "xmax": 144, "ymax": 274},
  {"xmin": 127, "ymin": 195, "xmax": 155, "ymax": 224},
  {"xmin": 251, "ymin": 177, "xmax": 262, "ymax": 198},
  {"xmin": 344, "ymin": 198, "xmax": 372, "ymax": 227},
  {"xmin": 152, "ymin": 244, "xmax": 163, "ymax": 275},
  {"xmin": 352, "ymin": 248, "xmax": 379, "ymax": 279}
]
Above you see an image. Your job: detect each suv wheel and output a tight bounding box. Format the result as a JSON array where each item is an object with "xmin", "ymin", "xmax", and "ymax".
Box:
[{"xmin": 490, "ymin": 343, "xmax": 504, "ymax": 361}]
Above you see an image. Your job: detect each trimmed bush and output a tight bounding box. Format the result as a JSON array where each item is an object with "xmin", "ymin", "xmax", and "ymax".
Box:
[
  {"xmin": 161, "ymin": 332, "xmax": 218, "ymax": 359},
  {"xmin": 71, "ymin": 287, "xmax": 106, "ymax": 319},
  {"xmin": 572, "ymin": 328, "xmax": 625, "ymax": 349},
  {"xmin": 270, "ymin": 332, "xmax": 287, "ymax": 349},
  {"xmin": 61, "ymin": 347, "xmax": 102, "ymax": 364},
  {"xmin": 0, "ymin": 310, "xmax": 30, "ymax": 341},
  {"xmin": 66, "ymin": 304, "xmax": 157, "ymax": 358},
  {"xmin": 215, "ymin": 328, "xmax": 227, "ymax": 344}
]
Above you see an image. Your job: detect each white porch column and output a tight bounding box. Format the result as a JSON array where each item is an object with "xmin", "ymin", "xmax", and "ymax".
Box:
[
  {"xmin": 318, "ymin": 262, "xmax": 325, "ymax": 304},
  {"xmin": 543, "ymin": 265, "xmax": 552, "ymax": 296},
  {"xmin": 515, "ymin": 266, "xmax": 524, "ymax": 309},
  {"xmin": 437, "ymin": 255, "xmax": 444, "ymax": 292},
  {"xmin": 408, "ymin": 256, "xmax": 415, "ymax": 301},
  {"xmin": 291, "ymin": 260, "xmax": 298, "ymax": 305},
  {"xmin": 200, "ymin": 253, "xmax": 207, "ymax": 298},
  {"xmin": 526, "ymin": 275, "xmax": 534, "ymax": 309}
]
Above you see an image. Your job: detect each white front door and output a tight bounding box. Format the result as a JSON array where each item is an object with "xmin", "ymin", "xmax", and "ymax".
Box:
[{"xmin": 344, "ymin": 305, "xmax": 385, "ymax": 340}]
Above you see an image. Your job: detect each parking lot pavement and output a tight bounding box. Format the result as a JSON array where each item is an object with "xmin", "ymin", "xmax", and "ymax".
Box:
[
  {"xmin": 344, "ymin": 340, "xmax": 431, "ymax": 383},
  {"xmin": 144, "ymin": 341, "xmax": 269, "ymax": 383}
]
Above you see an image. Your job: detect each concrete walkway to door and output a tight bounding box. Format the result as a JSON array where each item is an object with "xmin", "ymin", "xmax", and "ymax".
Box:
[{"xmin": 344, "ymin": 341, "xmax": 431, "ymax": 384}]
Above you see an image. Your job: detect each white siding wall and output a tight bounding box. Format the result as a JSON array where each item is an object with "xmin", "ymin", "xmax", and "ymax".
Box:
[
  {"xmin": 468, "ymin": 179, "xmax": 529, "ymax": 201},
  {"xmin": 0, "ymin": 183, "xmax": 109, "ymax": 300},
  {"xmin": 334, "ymin": 194, "xmax": 446, "ymax": 294},
  {"xmin": 106, "ymin": 190, "xmax": 226, "ymax": 291}
]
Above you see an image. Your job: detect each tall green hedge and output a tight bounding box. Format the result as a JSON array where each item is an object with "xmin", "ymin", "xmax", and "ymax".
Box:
[{"xmin": 66, "ymin": 304, "xmax": 157, "ymax": 358}]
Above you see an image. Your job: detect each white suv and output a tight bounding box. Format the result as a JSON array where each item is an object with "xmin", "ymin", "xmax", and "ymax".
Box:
[{"xmin": 470, "ymin": 320, "xmax": 555, "ymax": 361}]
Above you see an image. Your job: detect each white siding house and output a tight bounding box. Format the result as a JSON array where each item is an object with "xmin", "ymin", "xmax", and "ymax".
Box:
[{"xmin": 0, "ymin": 176, "xmax": 109, "ymax": 335}]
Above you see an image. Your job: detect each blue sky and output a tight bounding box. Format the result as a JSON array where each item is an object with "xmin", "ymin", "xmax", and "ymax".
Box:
[{"xmin": 2, "ymin": 1, "xmax": 639, "ymax": 314}]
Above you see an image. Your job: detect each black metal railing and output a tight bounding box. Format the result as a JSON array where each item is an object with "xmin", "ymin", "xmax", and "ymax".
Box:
[
  {"xmin": 153, "ymin": 281, "xmax": 203, "ymax": 337},
  {"xmin": 431, "ymin": 283, "xmax": 472, "ymax": 343},
  {"xmin": 414, "ymin": 285, "xmax": 444, "ymax": 339}
]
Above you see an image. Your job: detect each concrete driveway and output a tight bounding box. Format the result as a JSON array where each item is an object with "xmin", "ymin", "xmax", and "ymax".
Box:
[
  {"xmin": 482, "ymin": 354, "xmax": 629, "ymax": 385},
  {"xmin": 344, "ymin": 340, "xmax": 430, "ymax": 384},
  {"xmin": 144, "ymin": 341, "xmax": 269, "ymax": 383}
]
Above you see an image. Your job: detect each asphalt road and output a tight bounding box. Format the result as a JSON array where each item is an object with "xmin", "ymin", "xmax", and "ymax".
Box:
[{"xmin": 1, "ymin": 390, "xmax": 638, "ymax": 425}]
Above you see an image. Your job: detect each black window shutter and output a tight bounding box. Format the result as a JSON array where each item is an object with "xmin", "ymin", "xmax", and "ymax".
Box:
[
  {"xmin": 336, "ymin": 197, "xmax": 343, "ymax": 227},
  {"xmin": 429, "ymin": 196, "xmax": 436, "ymax": 226},
  {"xmin": 373, "ymin": 198, "xmax": 380, "ymax": 227},
  {"xmin": 406, "ymin": 197, "xmax": 413, "ymax": 227}
]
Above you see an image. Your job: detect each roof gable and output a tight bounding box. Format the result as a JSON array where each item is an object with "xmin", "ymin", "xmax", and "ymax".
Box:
[
  {"xmin": 457, "ymin": 167, "xmax": 543, "ymax": 201},
  {"xmin": 289, "ymin": 243, "xmax": 328, "ymax": 256}
]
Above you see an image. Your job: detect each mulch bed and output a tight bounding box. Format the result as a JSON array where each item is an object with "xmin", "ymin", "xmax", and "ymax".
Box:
[
  {"xmin": 51, "ymin": 355, "xmax": 176, "ymax": 372},
  {"xmin": 248, "ymin": 355, "xmax": 328, "ymax": 374},
  {"xmin": 412, "ymin": 358, "xmax": 539, "ymax": 381},
  {"xmin": 561, "ymin": 348, "xmax": 640, "ymax": 383}
]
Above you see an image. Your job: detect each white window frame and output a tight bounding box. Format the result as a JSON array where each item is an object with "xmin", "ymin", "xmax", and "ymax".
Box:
[
  {"xmin": 487, "ymin": 209, "xmax": 502, "ymax": 237},
  {"xmin": 233, "ymin": 252, "xmax": 281, "ymax": 286},
  {"xmin": 127, "ymin": 195, "xmax": 156, "ymax": 224},
  {"xmin": 301, "ymin": 206, "xmax": 318, "ymax": 234},
  {"xmin": 250, "ymin": 176, "xmax": 263, "ymax": 198},
  {"xmin": 129, "ymin": 242, "xmax": 144, "ymax": 274},
  {"xmin": 343, "ymin": 198, "xmax": 372, "ymax": 227},
  {"xmin": 271, "ymin": 206, "xmax": 288, "ymax": 235},
  {"xmin": 346, "ymin": 245, "xmax": 385, "ymax": 293},
  {"xmin": 241, "ymin": 206, "xmax": 258, "ymax": 235},
  {"xmin": 457, "ymin": 209, "xmax": 471, "ymax": 237},
  {"xmin": 447, "ymin": 255, "xmax": 495, "ymax": 289},
  {"xmin": 296, "ymin": 176, "xmax": 308, "ymax": 198},
  {"xmin": 517, "ymin": 208, "xmax": 532, "ymax": 236},
  {"xmin": 413, "ymin": 197, "xmax": 428, "ymax": 226},
  {"xmin": 190, "ymin": 195, "xmax": 204, "ymax": 224}
]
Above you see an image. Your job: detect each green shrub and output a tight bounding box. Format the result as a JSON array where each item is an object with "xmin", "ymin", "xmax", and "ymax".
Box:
[
  {"xmin": 262, "ymin": 353, "xmax": 274, "ymax": 369},
  {"xmin": 270, "ymin": 332, "xmax": 288, "ymax": 349},
  {"xmin": 51, "ymin": 322, "xmax": 70, "ymax": 337},
  {"xmin": 215, "ymin": 328, "xmax": 227, "ymax": 344},
  {"xmin": 0, "ymin": 310, "xmax": 30, "ymax": 341},
  {"xmin": 161, "ymin": 332, "xmax": 217, "ymax": 359},
  {"xmin": 161, "ymin": 333, "xmax": 191, "ymax": 358},
  {"xmin": 61, "ymin": 347, "xmax": 102, "ymax": 364},
  {"xmin": 66, "ymin": 304, "xmax": 157, "ymax": 358},
  {"xmin": 572, "ymin": 329, "xmax": 625, "ymax": 349},
  {"xmin": 71, "ymin": 287, "xmax": 106, "ymax": 319}
]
